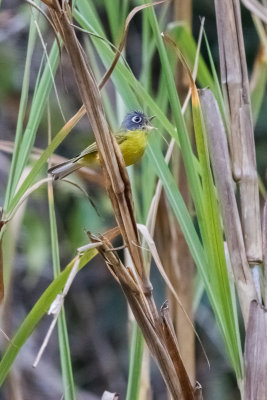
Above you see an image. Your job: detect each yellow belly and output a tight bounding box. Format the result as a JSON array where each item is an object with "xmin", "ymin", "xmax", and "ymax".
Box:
[
  {"xmin": 81, "ymin": 130, "xmax": 148, "ymax": 167},
  {"xmin": 119, "ymin": 130, "xmax": 148, "ymax": 166}
]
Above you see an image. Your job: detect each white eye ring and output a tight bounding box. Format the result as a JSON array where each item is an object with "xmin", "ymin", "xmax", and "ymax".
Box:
[{"xmin": 132, "ymin": 115, "xmax": 142, "ymax": 124}]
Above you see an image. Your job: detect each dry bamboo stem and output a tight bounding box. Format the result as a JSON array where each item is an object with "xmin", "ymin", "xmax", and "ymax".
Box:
[
  {"xmin": 93, "ymin": 235, "xmax": 184, "ymax": 399},
  {"xmin": 199, "ymin": 89, "xmax": 256, "ymax": 325},
  {"xmin": 214, "ymin": 0, "xmax": 262, "ymax": 265},
  {"xmin": 46, "ymin": 2, "xmax": 156, "ymax": 312},
  {"xmin": 93, "ymin": 234, "xmax": 200, "ymax": 400},
  {"xmin": 244, "ymin": 301, "xmax": 267, "ymax": 400}
]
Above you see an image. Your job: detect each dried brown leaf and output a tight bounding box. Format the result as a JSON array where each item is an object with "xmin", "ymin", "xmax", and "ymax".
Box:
[{"xmin": 161, "ymin": 302, "xmax": 195, "ymax": 400}]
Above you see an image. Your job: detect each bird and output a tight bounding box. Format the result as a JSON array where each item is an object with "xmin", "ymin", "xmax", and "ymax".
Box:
[{"xmin": 48, "ymin": 111, "xmax": 155, "ymax": 180}]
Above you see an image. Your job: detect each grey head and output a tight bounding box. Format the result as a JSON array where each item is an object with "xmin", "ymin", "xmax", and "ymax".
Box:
[{"xmin": 120, "ymin": 111, "xmax": 155, "ymax": 131}]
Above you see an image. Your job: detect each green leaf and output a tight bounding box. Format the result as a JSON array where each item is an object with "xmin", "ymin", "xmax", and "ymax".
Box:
[
  {"xmin": 0, "ymin": 248, "xmax": 97, "ymax": 386},
  {"xmin": 4, "ymin": 107, "xmax": 81, "ymax": 217},
  {"xmin": 191, "ymin": 85, "xmax": 243, "ymax": 378},
  {"xmin": 4, "ymin": 10, "xmax": 38, "ymax": 209},
  {"xmin": 10, "ymin": 40, "xmax": 60, "ymax": 201},
  {"xmin": 48, "ymin": 181, "xmax": 76, "ymax": 400},
  {"xmin": 126, "ymin": 322, "xmax": 144, "ymax": 400}
]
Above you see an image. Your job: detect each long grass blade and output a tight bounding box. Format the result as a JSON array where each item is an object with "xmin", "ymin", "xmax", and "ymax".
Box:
[
  {"xmin": 48, "ymin": 178, "xmax": 75, "ymax": 400},
  {"xmin": 191, "ymin": 84, "xmax": 243, "ymax": 377},
  {"xmin": 0, "ymin": 248, "xmax": 97, "ymax": 386},
  {"xmin": 4, "ymin": 106, "xmax": 84, "ymax": 217},
  {"xmin": 4, "ymin": 9, "xmax": 38, "ymax": 209},
  {"xmin": 126, "ymin": 323, "xmax": 144, "ymax": 400},
  {"xmin": 9, "ymin": 40, "xmax": 60, "ymax": 201}
]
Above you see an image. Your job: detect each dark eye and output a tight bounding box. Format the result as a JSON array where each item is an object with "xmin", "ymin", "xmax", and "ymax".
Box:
[{"xmin": 131, "ymin": 115, "xmax": 142, "ymax": 124}]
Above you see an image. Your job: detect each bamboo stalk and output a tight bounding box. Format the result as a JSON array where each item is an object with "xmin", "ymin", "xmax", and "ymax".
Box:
[
  {"xmin": 244, "ymin": 301, "xmax": 267, "ymax": 400},
  {"xmin": 199, "ymin": 89, "xmax": 256, "ymax": 325},
  {"xmin": 214, "ymin": 0, "xmax": 262, "ymax": 265}
]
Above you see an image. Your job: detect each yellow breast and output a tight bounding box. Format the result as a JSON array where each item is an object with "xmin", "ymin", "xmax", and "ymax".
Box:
[
  {"xmin": 119, "ymin": 130, "xmax": 148, "ymax": 166},
  {"xmin": 80, "ymin": 129, "xmax": 148, "ymax": 167}
]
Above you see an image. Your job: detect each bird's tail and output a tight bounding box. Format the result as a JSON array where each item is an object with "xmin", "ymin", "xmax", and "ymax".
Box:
[{"xmin": 48, "ymin": 159, "xmax": 82, "ymax": 180}]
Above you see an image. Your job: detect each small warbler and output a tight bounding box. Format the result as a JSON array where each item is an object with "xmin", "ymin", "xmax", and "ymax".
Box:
[{"xmin": 48, "ymin": 111, "xmax": 155, "ymax": 180}]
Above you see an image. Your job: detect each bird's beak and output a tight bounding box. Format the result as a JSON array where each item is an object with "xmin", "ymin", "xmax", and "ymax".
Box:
[{"xmin": 148, "ymin": 115, "xmax": 156, "ymax": 122}]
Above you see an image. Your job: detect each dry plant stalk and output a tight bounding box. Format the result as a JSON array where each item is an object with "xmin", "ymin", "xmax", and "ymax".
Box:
[
  {"xmin": 91, "ymin": 233, "xmax": 201, "ymax": 400},
  {"xmin": 209, "ymin": 3, "xmax": 266, "ymax": 396},
  {"xmin": 244, "ymin": 301, "xmax": 267, "ymax": 400},
  {"xmin": 172, "ymin": 0, "xmax": 195, "ymax": 384},
  {"xmin": 46, "ymin": 1, "xmax": 154, "ymax": 302},
  {"xmin": 199, "ymin": 89, "xmax": 256, "ymax": 325},
  {"xmin": 160, "ymin": 302, "xmax": 197, "ymax": 399},
  {"xmin": 214, "ymin": 0, "xmax": 262, "ymax": 264}
]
